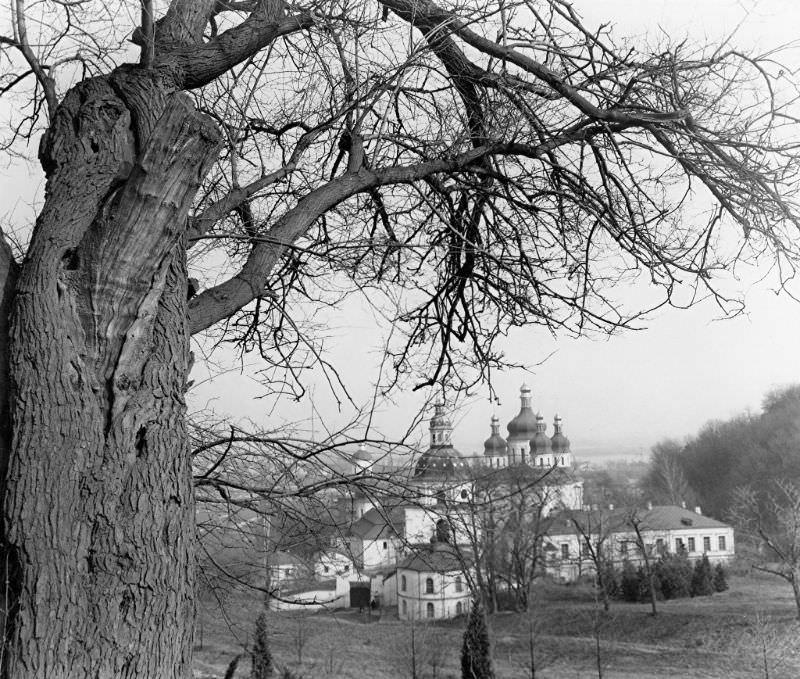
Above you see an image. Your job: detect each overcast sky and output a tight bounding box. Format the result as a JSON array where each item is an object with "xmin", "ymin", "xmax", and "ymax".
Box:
[{"xmin": 4, "ymin": 0, "xmax": 800, "ymax": 462}]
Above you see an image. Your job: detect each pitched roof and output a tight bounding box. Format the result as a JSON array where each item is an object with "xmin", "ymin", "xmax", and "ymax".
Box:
[
  {"xmin": 398, "ymin": 542, "xmax": 470, "ymax": 573},
  {"xmin": 348, "ymin": 506, "xmax": 405, "ymax": 540},
  {"xmin": 546, "ymin": 505, "xmax": 730, "ymax": 537}
]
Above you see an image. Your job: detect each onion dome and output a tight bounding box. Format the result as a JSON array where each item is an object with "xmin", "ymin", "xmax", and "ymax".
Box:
[
  {"xmin": 530, "ymin": 412, "xmax": 552, "ymax": 454},
  {"xmin": 506, "ymin": 384, "xmax": 538, "ymax": 440},
  {"xmin": 483, "ymin": 416, "xmax": 507, "ymax": 457},
  {"xmin": 550, "ymin": 414, "xmax": 571, "ymax": 454}
]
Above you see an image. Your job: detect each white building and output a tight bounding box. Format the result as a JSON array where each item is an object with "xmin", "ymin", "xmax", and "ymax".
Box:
[
  {"xmin": 397, "ymin": 542, "xmax": 471, "ymax": 621},
  {"xmin": 544, "ymin": 504, "xmax": 735, "ymax": 581}
]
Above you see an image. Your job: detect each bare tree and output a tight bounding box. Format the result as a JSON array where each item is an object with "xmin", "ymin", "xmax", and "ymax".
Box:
[
  {"xmin": 1, "ymin": 1, "xmax": 800, "ymax": 676},
  {"xmin": 731, "ymin": 481, "xmax": 800, "ymax": 619},
  {"xmin": 566, "ymin": 509, "xmax": 616, "ymax": 613}
]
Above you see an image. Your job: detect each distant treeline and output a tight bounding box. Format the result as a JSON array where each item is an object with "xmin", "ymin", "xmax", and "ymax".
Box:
[{"xmin": 643, "ymin": 385, "xmax": 800, "ymax": 518}]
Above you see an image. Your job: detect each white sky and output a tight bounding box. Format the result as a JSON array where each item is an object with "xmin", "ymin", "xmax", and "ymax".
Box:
[{"xmin": 4, "ymin": 0, "xmax": 800, "ymax": 461}]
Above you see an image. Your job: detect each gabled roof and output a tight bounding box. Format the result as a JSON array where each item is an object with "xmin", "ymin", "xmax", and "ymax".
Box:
[{"xmin": 348, "ymin": 506, "xmax": 405, "ymax": 541}]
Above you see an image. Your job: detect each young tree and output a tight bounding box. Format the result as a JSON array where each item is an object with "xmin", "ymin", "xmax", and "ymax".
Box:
[
  {"xmin": 713, "ymin": 563, "xmax": 729, "ymax": 593},
  {"xmin": 461, "ymin": 599, "xmax": 494, "ymax": 679},
  {"xmin": 1, "ymin": 1, "xmax": 800, "ymax": 676},
  {"xmin": 690, "ymin": 555, "xmax": 714, "ymax": 597},
  {"xmin": 567, "ymin": 508, "xmax": 617, "ymax": 612}
]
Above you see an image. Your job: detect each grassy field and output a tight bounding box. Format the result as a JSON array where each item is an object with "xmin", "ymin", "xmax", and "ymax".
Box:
[{"xmin": 194, "ymin": 574, "xmax": 800, "ymax": 679}]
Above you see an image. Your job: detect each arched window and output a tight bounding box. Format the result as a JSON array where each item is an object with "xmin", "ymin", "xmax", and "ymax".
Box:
[
  {"xmin": 426, "ymin": 603, "xmax": 435, "ymax": 618},
  {"xmin": 401, "ymin": 575, "xmax": 407, "ymax": 592},
  {"xmin": 456, "ymin": 601, "xmax": 463, "ymax": 615},
  {"xmin": 455, "ymin": 575, "xmax": 463, "ymax": 593},
  {"xmin": 425, "ymin": 577, "xmax": 434, "ymax": 594},
  {"xmin": 402, "ymin": 600, "xmax": 407, "ymax": 616}
]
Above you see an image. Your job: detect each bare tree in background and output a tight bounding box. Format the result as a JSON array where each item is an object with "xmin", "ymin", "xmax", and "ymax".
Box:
[
  {"xmin": 643, "ymin": 440, "xmax": 693, "ymax": 506},
  {"xmin": 731, "ymin": 481, "xmax": 800, "ymax": 620},
  {"xmin": 566, "ymin": 508, "xmax": 616, "ymax": 613},
  {"xmin": 1, "ymin": 0, "xmax": 800, "ymax": 676}
]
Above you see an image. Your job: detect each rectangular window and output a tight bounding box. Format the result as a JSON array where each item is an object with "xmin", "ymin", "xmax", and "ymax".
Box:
[
  {"xmin": 675, "ymin": 538, "xmax": 684, "ymax": 553},
  {"xmin": 581, "ymin": 542, "xmax": 590, "ymax": 558},
  {"xmin": 383, "ymin": 541, "xmax": 388, "ymax": 550},
  {"xmin": 687, "ymin": 537, "xmax": 695, "ymax": 552},
  {"xmin": 620, "ymin": 541, "xmax": 628, "ymax": 556},
  {"xmin": 561, "ymin": 543, "xmax": 569, "ymax": 560},
  {"xmin": 703, "ymin": 536, "xmax": 711, "ymax": 552},
  {"xmin": 719, "ymin": 535, "xmax": 726, "ymax": 551},
  {"xmin": 656, "ymin": 538, "xmax": 664, "ymax": 554}
]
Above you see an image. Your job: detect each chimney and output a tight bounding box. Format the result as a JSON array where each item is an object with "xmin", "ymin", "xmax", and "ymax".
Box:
[
  {"xmin": 694, "ymin": 506, "xmax": 702, "ymax": 515},
  {"xmin": 646, "ymin": 501, "xmax": 653, "ymax": 511}
]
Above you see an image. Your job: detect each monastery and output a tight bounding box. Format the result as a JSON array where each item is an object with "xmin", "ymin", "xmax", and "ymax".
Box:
[{"xmin": 262, "ymin": 385, "xmax": 734, "ymax": 619}]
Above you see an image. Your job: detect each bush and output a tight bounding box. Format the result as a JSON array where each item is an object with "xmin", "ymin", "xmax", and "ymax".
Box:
[
  {"xmin": 598, "ymin": 560, "xmax": 619, "ymax": 599},
  {"xmin": 618, "ymin": 561, "xmax": 640, "ymax": 603},
  {"xmin": 691, "ymin": 555, "xmax": 714, "ymax": 597},
  {"xmin": 713, "ymin": 563, "xmax": 729, "ymax": 592}
]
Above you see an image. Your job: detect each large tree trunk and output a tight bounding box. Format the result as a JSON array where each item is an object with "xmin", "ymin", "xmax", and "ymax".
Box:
[{"xmin": 2, "ymin": 70, "xmax": 220, "ymax": 678}]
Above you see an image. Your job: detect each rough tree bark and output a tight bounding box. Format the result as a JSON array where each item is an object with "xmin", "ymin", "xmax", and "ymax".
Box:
[{"xmin": 1, "ymin": 70, "xmax": 220, "ymax": 677}]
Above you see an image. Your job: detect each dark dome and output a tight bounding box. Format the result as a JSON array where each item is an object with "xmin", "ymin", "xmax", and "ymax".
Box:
[
  {"xmin": 507, "ymin": 384, "xmax": 537, "ymax": 439},
  {"xmin": 507, "ymin": 410, "xmax": 537, "ymax": 438},
  {"xmin": 484, "ymin": 434, "xmax": 507, "ymax": 456},
  {"xmin": 530, "ymin": 413, "xmax": 552, "ymax": 454},
  {"xmin": 484, "ymin": 416, "xmax": 507, "ymax": 456},
  {"xmin": 551, "ymin": 415, "xmax": 571, "ymax": 454},
  {"xmin": 531, "ymin": 431, "xmax": 552, "ymax": 453},
  {"xmin": 551, "ymin": 432, "xmax": 571, "ymax": 453},
  {"xmin": 414, "ymin": 445, "xmax": 469, "ymax": 480}
]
